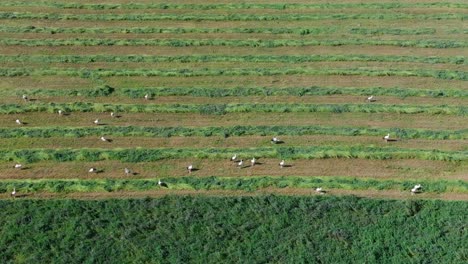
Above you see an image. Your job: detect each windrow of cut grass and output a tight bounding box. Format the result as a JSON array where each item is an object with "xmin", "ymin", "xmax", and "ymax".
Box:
[
  {"xmin": 1, "ymin": 38, "xmax": 466, "ymax": 48},
  {"xmin": 1, "ymin": 146, "xmax": 466, "ymax": 163},
  {"xmin": 0, "ymin": 176, "xmax": 466, "ymax": 194},
  {"xmin": 1, "ymin": 102, "xmax": 466, "ymax": 116},
  {"xmin": 0, "ymin": 54, "xmax": 464, "ymax": 65},
  {"xmin": 5, "ymin": 85, "xmax": 467, "ymax": 99},
  {"xmin": 1, "ymin": 67, "xmax": 466, "ymax": 80},
  {"xmin": 0, "ymin": 125, "xmax": 466, "ymax": 140},
  {"xmin": 0, "ymin": 26, "xmax": 456, "ymax": 36},
  {"xmin": 1, "ymin": 12, "xmax": 465, "ymax": 21},
  {"xmin": 1, "ymin": 2, "xmax": 466, "ymax": 10}
]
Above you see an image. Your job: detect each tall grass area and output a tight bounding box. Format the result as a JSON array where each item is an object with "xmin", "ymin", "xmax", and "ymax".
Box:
[
  {"xmin": 1, "ymin": 125, "xmax": 465, "ymax": 140},
  {"xmin": 1, "ymin": 146, "xmax": 466, "ymax": 163},
  {"xmin": 0, "ymin": 54, "xmax": 464, "ymax": 64},
  {"xmin": 1, "ymin": 102, "xmax": 465, "ymax": 115},
  {"xmin": 1, "ymin": 38, "xmax": 465, "ymax": 48},
  {"xmin": 0, "ymin": 176, "xmax": 466, "ymax": 194},
  {"xmin": 5, "ymin": 85, "xmax": 467, "ymax": 98},
  {"xmin": 0, "ymin": 196, "xmax": 467, "ymax": 263}
]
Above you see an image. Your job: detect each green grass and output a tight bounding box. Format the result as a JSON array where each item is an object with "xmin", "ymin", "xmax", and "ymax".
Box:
[
  {"xmin": 1, "ymin": 38, "xmax": 466, "ymax": 48},
  {"xmin": 0, "ymin": 125, "xmax": 466, "ymax": 140},
  {"xmin": 1, "ymin": 176, "xmax": 467, "ymax": 194},
  {"xmin": 5, "ymin": 85, "xmax": 467, "ymax": 98},
  {"xmin": 0, "ymin": 54, "xmax": 464, "ymax": 65},
  {"xmin": 2, "ymin": 146, "xmax": 466, "ymax": 163},
  {"xmin": 1, "ymin": 102, "xmax": 466, "ymax": 115},
  {"xmin": 1, "ymin": 196, "xmax": 467, "ymax": 263}
]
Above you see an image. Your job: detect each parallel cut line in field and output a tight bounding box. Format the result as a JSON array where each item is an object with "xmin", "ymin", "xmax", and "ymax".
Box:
[
  {"xmin": 0, "ymin": 26, "xmax": 454, "ymax": 36},
  {"xmin": 1, "ymin": 67, "xmax": 466, "ymax": 81},
  {"xmin": 1, "ymin": 38, "xmax": 465, "ymax": 48},
  {"xmin": 4, "ymin": 85, "xmax": 468, "ymax": 99},
  {"xmin": 1, "ymin": 135, "xmax": 466, "ymax": 152},
  {"xmin": 0, "ymin": 54, "xmax": 463, "ymax": 65},
  {"xmin": 2, "ymin": 146, "xmax": 466, "ymax": 163},
  {"xmin": 0, "ymin": 176, "xmax": 465, "ymax": 196},
  {"xmin": 1, "ymin": 125, "xmax": 465, "ymax": 140},
  {"xmin": 1, "ymin": 102, "xmax": 465, "ymax": 115},
  {"xmin": 1, "ymin": 12, "xmax": 465, "ymax": 21},
  {"xmin": 2, "ymin": 188, "xmax": 467, "ymax": 201},
  {"xmin": 1, "ymin": 2, "xmax": 466, "ymax": 10},
  {"xmin": 2, "ymin": 112, "xmax": 465, "ymax": 130},
  {"xmin": 1, "ymin": 158, "xmax": 465, "ymax": 180}
]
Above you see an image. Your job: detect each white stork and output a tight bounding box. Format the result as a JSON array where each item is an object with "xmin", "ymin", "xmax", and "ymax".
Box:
[
  {"xmin": 271, "ymin": 137, "xmax": 280, "ymax": 144},
  {"xmin": 237, "ymin": 159, "xmax": 243, "ymax": 168},
  {"xmin": 14, "ymin": 164, "xmax": 22, "ymax": 170},
  {"xmin": 367, "ymin": 96, "xmax": 376, "ymax": 102},
  {"xmin": 158, "ymin": 179, "xmax": 168, "ymax": 188},
  {"xmin": 93, "ymin": 119, "xmax": 100, "ymax": 125},
  {"xmin": 11, "ymin": 187, "xmax": 16, "ymax": 197},
  {"xmin": 251, "ymin": 158, "xmax": 256, "ymax": 167},
  {"xmin": 279, "ymin": 160, "xmax": 285, "ymax": 168},
  {"xmin": 22, "ymin": 94, "xmax": 28, "ymax": 102},
  {"xmin": 411, "ymin": 184, "xmax": 422, "ymax": 194},
  {"xmin": 144, "ymin": 94, "xmax": 150, "ymax": 100},
  {"xmin": 110, "ymin": 112, "xmax": 115, "ymax": 118},
  {"xmin": 124, "ymin": 168, "xmax": 131, "ymax": 176},
  {"xmin": 316, "ymin": 187, "xmax": 324, "ymax": 194},
  {"xmin": 100, "ymin": 136, "xmax": 110, "ymax": 142},
  {"xmin": 187, "ymin": 164, "xmax": 193, "ymax": 173},
  {"xmin": 15, "ymin": 119, "xmax": 23, "ymax": 125},
  {"xmin": 383, "ymin": 133, "xmax": 390, "ymax": 142},
  {"xmin": 58, "ymin": 110, "xmax": 63, "ymax": 116},
  {"xmin": 88, "ymin": 167, "xmax": 97, "ymax": 173},
  {"xmin": 231, "ymin": 154, "xmax": 237, "ymax": 162}
]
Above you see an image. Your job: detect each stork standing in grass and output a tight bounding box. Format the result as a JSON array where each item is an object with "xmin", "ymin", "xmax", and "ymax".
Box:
[
  {"xmin": 100, "ymin": 136, "xmax": 110, "ymax": 142},
  {"xmin": 251, "ymin": 157, "xmax": 256, "ymax": 167},
  {"xmin": 158, "ymin": 179, "xmax": 168, "ymax": 188},
  {"xmin": 88, "ymin": 167, "xmax": 97, "ymax": 173},
  {"xmin": 110, "ymin": 112, "xmax": 115, "ymax": 118},
  {"xmin": 271, "ymin": 137, "xmax": 280, "ymax": 144},
  {"xmin": 58, "ymin": 110, "xmax": 64, "ymax": 116},
  {"xmin": 411, "ymin": 184, "xmax": 422, "ymax": 194},
  {"xmin": 187, "ymin": 164, "xmax": 193, "ymax": 173},
  {"xmin": 383, "ymin": 133, "xmax": 390, "ymax": 142},
  {"xmin": 11, "ymin": 187, "xmax": 16, "ymax": 197},
  {"xmin": 231, "ymin": 154, "xmax": 237, "ymax": 162},
  {"xmin": 237, "ymin": 159, "xmax": 243, "ymax": 168},
  {"xmin": 124, "ymin": 168, "xmax": 132, "ymax": 176},
  {"xmin": 279, "ymin": 160, "xmax": 285, "ymax": 168},
  {"xmin": 14, "ymin": 164, "xmax": 22, "ymax": 170},
  {"xmin": 144, "ymin": 94, "xmax": 150, "ymax": 100},
  {"xmin": 94, "ymin": 119, "xmax": 100, "ymax": 125},
  {"xmin": 22, "ymin": 94, "xmax": 28, "ymax": 102},
  {"xmin": 316, "ymin": 187, "xmax": 324, "ymax": 194},
  {"xmin": 15, "ymin": 119, "xmax": 23, "ymax": 125},
  {"xmin": 367, "ymin": 96, "xmax": 376, "ymax": 102}
]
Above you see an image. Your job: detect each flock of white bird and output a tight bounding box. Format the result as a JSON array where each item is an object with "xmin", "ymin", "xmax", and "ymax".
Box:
[{"xmin": 9, "ymin": 94, "xmax": 421, "ymax": 197}]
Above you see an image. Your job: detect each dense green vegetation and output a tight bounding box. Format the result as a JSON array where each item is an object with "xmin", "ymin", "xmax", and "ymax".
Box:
[
  {"xmin": 2, "ymin": 146, "xmax": 466, "ymax": 163},
  {"xmin": 1, "ymin": 54, "xmax": 464, "ymax": 64},
  {"xmin": 1, "ymin": 176, "xmax": 467, "ymax": 194},
  {"xmin": 1, "ymin": 102, "xmax": 465, "ymax": 115},
  {"xmin": 1, "ymin": 38, "xmax": 465, "ymax": 48},
  {"xmin": 6, "ymin": 85, "xmax": 467, "ymax": 98},
  {"xmin": 0, "ymin": 196, "xmax": 467, "ymax": 263},
  {"xmin": 1, "ymin": 125, "xmax": 465, "ymax": 140}
]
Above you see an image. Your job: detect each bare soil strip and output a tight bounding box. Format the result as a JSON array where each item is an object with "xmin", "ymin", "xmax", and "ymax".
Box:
[
  {"xmin": 0, "ymin": 159, "xmax": 465, "ymax": 180},
  {"xmin": 1, "ymin": 112, "xmax": 466, "ymax": 130},
  {"xmin": 1, "ymin": 188, "xmax": 467, "ymax": 201},
  {"xmin": 1, "ymin": 135, "xmax": 466, "ymax": 151}
]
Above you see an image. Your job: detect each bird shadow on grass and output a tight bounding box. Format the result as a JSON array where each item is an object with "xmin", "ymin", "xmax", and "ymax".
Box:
[
  {"xmin": 271, "ymin": 141, "xmax": 285, "ymax": 144},
  {"xmin": 384, "ymin": 139, "xmax": 399, "ymax": 142},
  {"xmin": 281, "ymin": 164, "xmax": 293, "ymax": 168}
]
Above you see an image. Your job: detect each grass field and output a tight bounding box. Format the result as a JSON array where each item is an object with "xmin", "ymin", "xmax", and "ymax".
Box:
[{"xmin": 0, "ymin": 0, "xmax": 466, "ymax": 261}]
